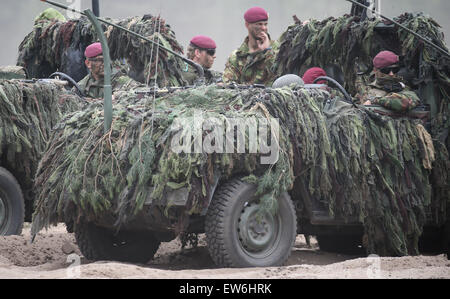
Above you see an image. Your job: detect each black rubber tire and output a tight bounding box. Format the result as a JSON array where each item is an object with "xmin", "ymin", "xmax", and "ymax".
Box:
[
  {"xmin": 317, "ymin": 234, "xmax": 364, "ymax": 255},
  {"xmin": 447, "ymin": 240, "xmax": 450, "ymax": 260},
  {"xmin": 205, "ymin": 179, "xmax": 297, "ymax": 267},
  {"xmin": 443, "ymin": 222, "xmax": 450, "ymax": 260},
  {"xmin": 418, "ymin": 227, "xmax": 444, "ymax": 254},
  {"xmin": 65, "ymin": 221, "xmax": 74, "ymax": 233},
  {"xmin": 74, "ymin": 222, "xmax": 160, "ymax": 263},
  {"xmin": 0, "ymin": 167, "xmax": 24, "ymax": 235}
]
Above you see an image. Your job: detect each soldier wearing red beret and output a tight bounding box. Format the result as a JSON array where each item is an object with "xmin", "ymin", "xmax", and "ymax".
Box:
[
  {"xmin": 78, "ymin": 42, "xmax": 105, "ymax": 98},
  {"xmin": 183, "ymin": 35, "xmax": 221, "ymax": 85},
  {"xmin": 355, "ymin": 50, "xmax": 420, "ymax": 112},
  {"xmin": 77, "ymin": 42, "xmax": 139, "ymax": 98},
  {"xmin": 302, "ymin": 67, "xmax": 327, "ymax": 84},
  {"xmin": 223, "ymin": 7, "xmax": 279, "ymax": 86}
]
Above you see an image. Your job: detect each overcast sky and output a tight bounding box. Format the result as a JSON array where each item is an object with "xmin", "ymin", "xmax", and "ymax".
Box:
[{"xmin": 1, "ymin": 0, "xmax": 449, "ymax": 72}]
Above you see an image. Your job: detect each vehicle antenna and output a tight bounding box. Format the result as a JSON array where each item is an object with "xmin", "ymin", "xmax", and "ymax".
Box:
[
  {"xmin": 150, "ymin": 13, "xmax": 162, "ymax": 137},
  {"xmin": 145, "ymin": 16, "xmax": 158, "ymax": 87}
]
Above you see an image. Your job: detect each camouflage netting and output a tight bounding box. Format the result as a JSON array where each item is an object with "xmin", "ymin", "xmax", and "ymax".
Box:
[
  {"xmin": 31, "ymin": 84, "xmax": 448, "ymax": 256},
  {"xmin": 316, "ymin": 101, "xmax": 448, "ymax": 255},
  {"xmin": 0, "ymin": 79, "xmax": 83, "ymax": 207},
  {"xmin": 275, "ymin": 13, "xmax": 448, "ymax": 93},
  {"xmin": 17, "ymin": 12, "xmax": 187, "ymax": 86},
  {"xmin": 274, "ymin": 13, "xmax": 450, "ymax": 149},
  {"xmin": 31, "ymin": 85, "xmax": 297, "ymax": 234}
]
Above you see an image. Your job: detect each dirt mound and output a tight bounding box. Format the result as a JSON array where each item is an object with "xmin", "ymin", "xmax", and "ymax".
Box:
[
  {"xmin": 0, "ymin": 224, "xmax": 449, "ymax": 279},
  {"xmin": 0, "ymin": 223, "xmax": 79, "ymax": 268}
]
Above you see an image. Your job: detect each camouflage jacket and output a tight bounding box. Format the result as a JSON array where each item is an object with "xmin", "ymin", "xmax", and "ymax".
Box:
[
  {"xmin": 355, "ymin": 75, "xmax": 420, "ymax": 112},
  {"xmin": 78, "ymin": 67, "xmax": 140, "ymax": 99},
  {"xmin": 78, "ymin": 73, "xmax": 104, "ymax": 98},
  {"xmin": 182, "ymin": 62, "xmax": 223, "ymax": 85},
  {"xmin": 222, "ymin": 36, "xmax": 279, "ymax": 86}
]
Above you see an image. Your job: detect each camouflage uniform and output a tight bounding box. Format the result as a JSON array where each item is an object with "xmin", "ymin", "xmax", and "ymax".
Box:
[
  {"xmin": 182, "ymin": 62, "xmax": 222, "ymax": 85},
  {"xmin": 355, "ymin": 74, "xmax": 420, "ymax": 112},
  {"xmin": 78, "ymin": 63, "xmax": 140, "ymax": 98},
  {"xmin": 78, "ymin": 73, "xmax": 104, "ymax": 98},
  {"xmin": 222, "ymin": 37, "xmax": 279, "ymax": 86}
]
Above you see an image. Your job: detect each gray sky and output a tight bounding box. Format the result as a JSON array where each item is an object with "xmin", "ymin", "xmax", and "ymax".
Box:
[{"xmin": 1, "ymin": 0, "xmax": 449, "ymax": 72}]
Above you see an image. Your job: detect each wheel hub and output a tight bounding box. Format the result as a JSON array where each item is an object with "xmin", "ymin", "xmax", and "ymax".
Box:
[{"xmin": 238, "ymin": 203, "xmax": 275, "ymax": 252}]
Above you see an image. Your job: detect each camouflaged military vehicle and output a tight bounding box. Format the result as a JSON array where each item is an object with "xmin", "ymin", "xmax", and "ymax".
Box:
[
  {"xmin": 0, "ymin": 66, "xmax": 27, "ymax": 235},
  {"xmin": 0, "ymin": 66, "xmax": 82, "ymax": 235},
  {"xmin": 4, "ymin": 0, "xmax": 449, "ymax": 267},
  {"xmin": 1, "ymin": 2, "xmax": 183, "ymax": 236}
]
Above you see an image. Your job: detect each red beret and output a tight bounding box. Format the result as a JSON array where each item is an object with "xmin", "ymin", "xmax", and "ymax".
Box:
[
  {"xmin": 244, "ymin": 7, "xmax": 268, "ymax": 23},
  {"xmin": 373, "ymin": 50, "xmax": 399, "ymax": 69},
  {"xmin": 302, "ymin": 67, "xmax": 327, "ymax": 84},
  {"xmin": 190, "ymin": 35, "xmax": 216, "ymax": 49},
  {"xmin": 84, "ymin": 42, "xmax": 102, "ymax": 58}
]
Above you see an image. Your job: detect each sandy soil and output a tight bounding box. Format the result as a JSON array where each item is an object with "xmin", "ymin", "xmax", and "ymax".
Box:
[{"xmin": 0, "ymin": 223, "xmax": 448, "ymax": 279}]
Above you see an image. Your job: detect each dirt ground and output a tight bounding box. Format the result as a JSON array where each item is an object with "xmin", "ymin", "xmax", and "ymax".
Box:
[{"xmin": 0, "ymin": 223, "xmax": 448, "ymax": 279}]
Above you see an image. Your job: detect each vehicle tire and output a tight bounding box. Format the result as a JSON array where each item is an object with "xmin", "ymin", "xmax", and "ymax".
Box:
[
  {"xmin": 0, "ymin": 167, "xmax": 24, "ymax": 235},
  {"xmin": 418, "ymin": 226, "xmax": 444, "ymax": 254},
  {"xmin": 445, "ymin": 235, "xmax": 450, "ymax": 260},
  {"xmin": 444, "ymin": 222, "xmax": 450, "ymax": 260},
  {"xmin": 74, "ymin": 222, "xmax": 160, "ymax": 263},
  {"xmin": 65, "ymin": 221, "xmax": 74, "ymax": 233},
  {"xmin": 316, "ymin": 234, "xmax": 364, "ymax": 255},
  {"xmin": 205, "ymin": 179, "xmax": 297, "ymax": 267}
]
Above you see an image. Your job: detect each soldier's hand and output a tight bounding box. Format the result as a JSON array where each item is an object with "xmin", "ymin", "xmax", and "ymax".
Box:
[
  {"xmin": 256, "ymin": 32, "xmax": 270, "ymax": 51},
  {"xmin": 382, "ymin": 82, "xmax": 404, "ymax": 93}
]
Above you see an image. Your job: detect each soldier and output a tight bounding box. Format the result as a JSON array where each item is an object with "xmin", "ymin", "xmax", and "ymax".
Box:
[
  {"xmin": 222, "ymin": 6, "xmax": 279, "ymax": 86},
  {"xmin": 78, "ymin": 42, "xmax": 139, "ymax": 98},
  {"xmin": 355, "ymin": 50, "xmax": 420, "ymax": 112},
  {"xmin": 183, "ymin": 35, "xmax": 221, "ymax": 85},
  {"xmin": 302, "ymin": 67, "xmax": 327, "ymax": 84},
  {"xmin": 77, "ymin": 42, "xmax": 105, "ymax": 98},
  {"xmin": 302, "ymin": 67, "xmax": 343, "ymax": 100}
]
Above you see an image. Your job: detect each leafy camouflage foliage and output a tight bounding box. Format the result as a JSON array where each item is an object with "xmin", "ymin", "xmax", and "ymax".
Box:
[
  {"xmin": 0, "ymin": 79, "xmax": 82, "ymax": 207},
  {"xmin": 30, "ymin": 82, "xmax": 448, "ymax": 256},
  {"xmin": 31, "ymin": 85, "xmax": 299, "ymax": 235},
  {"xmin": 23, "ymin": 10, "xmax": 449, "ymax": 258},
  {"xmin": 273, "ymin": 14, "xmax": 449, "ymax": 253},
  {"xmin": 17, "ymin": 13, "xmax": 187, "ymax": 87},
  {"xmin": 274, "ymin": 13, "xmax": 449, "ymax": 149}
]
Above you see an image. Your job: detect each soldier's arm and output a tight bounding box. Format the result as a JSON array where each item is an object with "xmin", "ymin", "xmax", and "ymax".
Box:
[
  {"xmin": 372, "ymin": 90, "xmax": 420, "ymax": 112},
  {"xmin": 222, "ymin": 55, "xmax": 240, "ymax": 84},
  {"xmin": 255, "ymin": 42, "xmax": 279, "ymax": 86}
]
